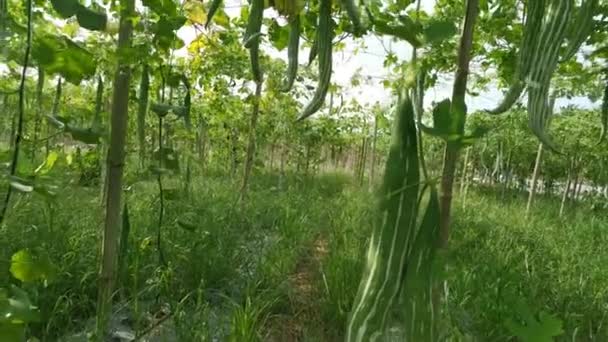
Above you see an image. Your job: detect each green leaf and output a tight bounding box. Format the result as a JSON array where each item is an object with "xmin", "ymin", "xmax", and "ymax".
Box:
[
  {"xmin": 432, "ymin": 99, "xmax": 452, "ymax": 134},
  {"xmin": 269, "ymin": 19, "xmax": 289, "ymax": 51},
  {"xmin": 50, "ymin": 0, "xmax": 80, "ymax": 18},
  {"xmin": 177, "ymin": 219, "xmax": 197, "ymax": 232},
  {"xmin": 76, "ymin": 5, "xmax": 108, "ymax": 31},
  {"xmin": 143, "ymin": 0, "xmax": 178, "ymax": 16},
  {"xmin": 0, "ymin": 285, "xmax": 40, "ymax": 324},
  {"xmin": 65, "ymin": 126, "xmax": 103, "ymax": 144},
  {"xmin": 505, "ymin": 310, "xmax": 564, "ymax": 342},
  {"xmin": 213, "ymin": 9, "xmax": 231, "ymax": 28},
  {"xmin": 0, "ymin": 323, "xmax": 25, "ymax": 341},
  {"xmin": 185, "ymin": 0, "xmax": 207, "ymax": 24},
  {"xmin": 10, "ymin": 250, "xmax": 56, "ymax": 284},
  {"xmin": 154, "ymin": 15, "xmax": 187, "ymax": 50},
  {"xmin": 422, "ymin": 19, "xmax": 457, "ymax": 45},
  {"xmin": 166, "ymin": 72, "xmax": 183, "ymax": 87},
  {"xmin": 151, "ymin": 103, "xmax": 186, "ymax": 117},
  {"xmin": 372, "ymin": 13, "xmax": 421, "ymax": 47},
  {"xmin": 34, "ymin": 36, "xmax": 97, "ymax": 84},
  {"xmin": 34, "ymin": 152, "xmax": 58, "ymax": 175}
]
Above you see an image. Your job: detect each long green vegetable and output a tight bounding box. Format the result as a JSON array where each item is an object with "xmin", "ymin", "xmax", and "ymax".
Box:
[
  {"xmin": 308, "ymin": 38, "xmax": 318, "ymax": 66},
  {"xmin": 205, "ymin": 0, "xmax": 223, "ymax": 29},
  {"xmin": 526, "ymin": 0, "xmax": 572, "ymax": 150},
  {"xmin": 561, "ymin": 0, "xmax": 597, "ymax": 62},
  {"xmin": 244, "ymin": 0, "xmax": 264, "ymax": 82},
  {"xmin": 489, "ymin": 0, "xmax": 595, "ymax": 151},
  {"xmin": 342, "ymin": 0, "xmax": 364, "ymax": 36},
  {"xmin": 281, "ymin": 15, "xmax": 300, "ymax": 92},
  {"xmin": 244, "ymin": 0, "xmax": 264, "ymax": 49},
  {"xmin": 347, "ymin": 94, "xmax": 422, "ymax": 341},
  {"xmin": 297, "ymin": 0, "xmax": 333, "ymax": 121},
  {"xmin": 399, "ymin": 185, "xmax": 440, "ymax": 342},
  {"xmin": 488, "ymin": 0, "xmax": 545, "ymax": 114}
]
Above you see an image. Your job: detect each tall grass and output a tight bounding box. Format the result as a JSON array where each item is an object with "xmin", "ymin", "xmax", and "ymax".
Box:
[
  {"xmin": 446, "ymin": 189, "xmax": 608, "ymax": 340},
  {"xmin": 315, "ymin": 185, "xmax": 608, "ymax": 340},
  {"xmin": 2, "ymin": 170, "xmax": 607, "ymax": 340},
  {"xmin": 0, "ymin": 170, "xmax": 353, "ymax": 339}
]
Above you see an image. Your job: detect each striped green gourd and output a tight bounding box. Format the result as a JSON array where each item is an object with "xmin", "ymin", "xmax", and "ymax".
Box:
[
  {"xmin": 244, "ymin": 0, "xmax": 264, "ymax": 82},
  {"xmin": 347, "ymin": 94, "xmax": 440, "ymax": 341},
  {"xmin": 488, "ymin": 0, "xmax": 546, "ymax": 114},
  {"xmin": 297, "ymin": 0, "xmax": 333, "ymax": 121},
  {"xmin": 308, "ymin": 37, "xmax": 318, "ymax": 66},
  {"xmin": 526, "ymin": 0, "xmax": 572, "ymax": 150},
  {"xmin": 398, "ymin": 185, "xmax": 440, "ymax": 342},
  {"xmin": 244, "ymin": 0, "xmax": 264, "ymax": 49},
  {"xmin": 205, "ymin": 0, "xmax": 223, "ymax": 29},
  {"xmin": 281, "ymin": 14, "xmax": 300, "ymax": 92},
  {"xmin": 342, "ymin": 0, "xmax": 364, "ymax": 36},
  {"xmin": 561, "ymin": 0, "xmax": 597, "ymax": 62},
  {"xmin": 490, "ymin": 0, "xmax": 595, "ymax": 150}
]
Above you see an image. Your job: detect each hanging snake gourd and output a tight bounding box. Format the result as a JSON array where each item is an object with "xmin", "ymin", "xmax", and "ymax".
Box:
[
  {"xmin": 526, "ymin": 0, "xmax": 572, "ymax": 150},
  {"xmin": 561, "ymin": 0, "xmax": 597, "ymax": 62},
  {"xmin": 205, "ymin": 0, "xmax": 223, "ymax": 28},
  {"xmin": 297, "ymin": 0, "xmax": 333, "ymax": 121},
  {"xmin": 488, "ymin": 0, "xmax": 545, "ymax": 114},
  {"xmin": 341, "ymin": 0, "xmax": 364, "ymax": 36},
  {"xmin": 399, "ymin": 185, "xmax": 440, "ymax": 342},
  {"xmin": 244, "ymin": 0, "xmax": 264, "ymax": 83},
  {"xmin": 347, "ymin": 94, "xmax": 439, "ymax": 341},
  {"xmin": 281, "ymin": 14, "xmax": 300, "ymax": 92},
  {"xmin": 489, "ymin": 0, "xmax": 596, "ymax": 151}
]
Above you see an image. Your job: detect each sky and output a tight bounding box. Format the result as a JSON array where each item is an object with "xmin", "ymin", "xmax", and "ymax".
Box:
[{"xmin": 175, "ymin": 0, "xmax": 596, "ymax": 112}]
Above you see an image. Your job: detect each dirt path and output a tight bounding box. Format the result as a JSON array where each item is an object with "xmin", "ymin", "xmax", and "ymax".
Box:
[{"xmin": 266, "ymin": 236, "xmax": 329, "ymax": 341}]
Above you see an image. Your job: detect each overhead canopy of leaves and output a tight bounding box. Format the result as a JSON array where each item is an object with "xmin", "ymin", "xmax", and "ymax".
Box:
[
  {"xmin": 50, "ymin": 0, "xmax": 108, "ymax": 31},
  {"xmin": 32, "ymin": 35, "xmax": 96, "ymax": 84}
]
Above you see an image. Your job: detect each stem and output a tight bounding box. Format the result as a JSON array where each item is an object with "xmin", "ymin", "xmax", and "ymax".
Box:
[
  {"xmin": 156, "ymin": 115, "xmax": 166, "ymax": 267},
  {"xmin": 32, "ymin": 68, "xmax": 44, "ymax": 164},
  {"xmin": 47, "ymin": 78, "xmax": 62, "ymax": 157},
  {"xmin": 438, "ymin": 0, "xmax": 479, "ymax": 248},
  {"xmin": 0, "ymin": 0, "xmax": 32, "ymax": 226},
  {"xmin": 412, "ymin": 0, "xmax": 428, "ymax": 180},
  {"xmin": 93, "ymin": 76, "xmax": 106, "ymax": 204},
  {"xmin": 560, "ymin": 158, "xmax": 573, "ymax": 217},
  {"xmin": 526, "ymin": 142, "xmax": 544, "ymax": 216},
  {"xmin": 93, "ymin": 76, "xmax": 104, "ymax": 127},
  {"xmin": 97, "ymin": 0, "xmax": 135, "ymax": 337},
  {"xmin": 369, "ymin": 114, "xmax": 379, "ymax": 187},
  {"xmin": 138, "ymin": 65, "xmax": 150, "ymax": 169},
  {"xmin": 240, "ymin": 80, "xmax": 262, "ymax": 202},
  {"xmin": 459, "ymin": 146, "xmax": 471, "ymax": 195},
  {"xmin": 9, "ymin": 97, "xmax": 16, "ymax": 150},
  {"xmin": 571, "ymin": 158, "xmax": 582, "ymax": 202},
  {"xmin": 501, "ymin": 150, "xmax": 512, "ymax": 200}
]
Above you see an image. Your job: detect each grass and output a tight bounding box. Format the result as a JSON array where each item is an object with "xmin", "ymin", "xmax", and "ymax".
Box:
[
  {"xmin": 1, "ymin": 166, "xmax": 354, "ymax": 340},
  {"xmin": 1, "ymin": 167, "xmax": 607, "ymax": 341},
  {"xmin": 310, "ymin": 184, "xmax": 608, "ymax": 341},
  {"xmin": 446, "ymin": 188, "xmax": 608, "ymax": 340}
]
